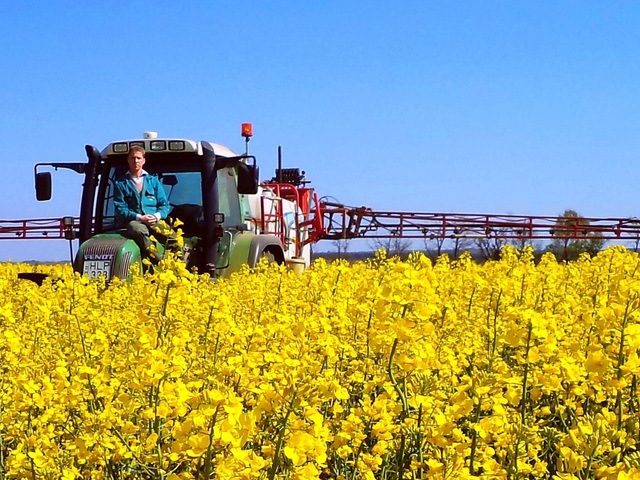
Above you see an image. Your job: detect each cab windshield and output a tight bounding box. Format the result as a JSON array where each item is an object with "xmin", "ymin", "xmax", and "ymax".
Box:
[{"xmin": 97, "ymin": 154, "xmax": 242, "ymax": 235}]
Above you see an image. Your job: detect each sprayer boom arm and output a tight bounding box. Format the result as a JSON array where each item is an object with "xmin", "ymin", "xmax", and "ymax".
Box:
[
  {"xmin": 0, "ymin": 218, "xmax": 78, "ymax": 240},
  {"xmin": 319, "ymin": 204, "xmax": 640, "ymax": 241}
]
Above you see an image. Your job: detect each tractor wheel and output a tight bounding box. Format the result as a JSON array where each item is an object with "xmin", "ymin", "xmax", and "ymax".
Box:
[{"xmin": 258, "ymin": 249, "xmax": 277, "ymax": 264}]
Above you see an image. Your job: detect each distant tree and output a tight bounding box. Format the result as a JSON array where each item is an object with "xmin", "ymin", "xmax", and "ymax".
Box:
[
  {"xmin": 422, "ymin": 235, "xmax": 447, "ymax": 259},
  {"xmin": 449, "ymin": 237, "xmax": 474, "ymax": 260},
  {"xmin": 474, "ymin": 234, "xmax": 508, "ymax": 261},
  {"xmin": 370, "ymin": 237, "xmax": 413, "ymax": 259},
  {"xmin": 422, "ymin": 231, "xmax": 475, "ymax": 260},
  {"xmin": 506, "ymin": 232, "xmax": 536, "ymax": 251},
  {"xmin": 332, "ymin": 238, "xmax": 351, "ymax": 256},
  {"xmin": 546, "ymin": 209, "xmax": 606, "ymax": 261},
  {"xmin": 473, "ymin": 226, "xmax": 535, "ymax": 261}
]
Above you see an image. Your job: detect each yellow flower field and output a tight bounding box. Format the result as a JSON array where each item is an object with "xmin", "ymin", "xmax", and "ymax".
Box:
[{"xmin": 1, "ymin": 247, "xmax": 640, "ymax": 479}]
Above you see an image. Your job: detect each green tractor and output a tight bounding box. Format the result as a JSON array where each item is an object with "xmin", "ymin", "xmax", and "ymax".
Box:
[{"xmin": 34, "ymin": 125, "xmax": 321, "ymax": 281}]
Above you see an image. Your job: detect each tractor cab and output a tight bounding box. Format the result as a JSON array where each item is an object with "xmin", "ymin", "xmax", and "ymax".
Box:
[
  {"xmin": 35, "ymin": 130, "xmax": 260, "ymax": 280},
  {"xmin": 98, "ymin": 139, "xmax": 245, "ymax": 237}
]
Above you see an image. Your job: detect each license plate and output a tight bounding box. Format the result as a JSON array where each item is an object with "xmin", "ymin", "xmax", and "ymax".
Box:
[{"xmin": 83, "ymin": 260, "xmax": 111, "ymax": 280}]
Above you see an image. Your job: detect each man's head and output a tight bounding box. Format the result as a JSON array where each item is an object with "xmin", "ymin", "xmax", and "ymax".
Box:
[{"xmin": 127, "ymin": 146, "xmax": 146, "ymax": 176}]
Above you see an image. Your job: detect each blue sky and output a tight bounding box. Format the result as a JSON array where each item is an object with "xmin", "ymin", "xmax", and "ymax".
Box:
[{"xmin": 1, "ymin": 1, "xmax": 640, "ymax": 261}]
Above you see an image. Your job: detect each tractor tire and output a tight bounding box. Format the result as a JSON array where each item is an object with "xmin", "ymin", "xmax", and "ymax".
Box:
[{"xmin": 259, "ymin": 249, "xmax": 277, "ymax": 264}]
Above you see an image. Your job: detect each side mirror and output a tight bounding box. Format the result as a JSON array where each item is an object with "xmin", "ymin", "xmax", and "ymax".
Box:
[
  {"xmin": 35, "ymin": 172, "xmax": 52, "ymax": 201},
  {"xmin": 237, "ymin": 163, "xmax": 259, "ymax": 195}
]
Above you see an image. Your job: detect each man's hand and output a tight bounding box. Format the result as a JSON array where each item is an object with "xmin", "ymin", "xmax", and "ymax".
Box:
[{"xmin": 140, "ymin": 214, "xmax": 158, "ymax": 226}]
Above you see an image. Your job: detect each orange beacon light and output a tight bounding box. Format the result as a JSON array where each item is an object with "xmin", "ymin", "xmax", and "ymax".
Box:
[{"xmin": 241, "ymin": 123, "xmax": 253, "ymax": 138}]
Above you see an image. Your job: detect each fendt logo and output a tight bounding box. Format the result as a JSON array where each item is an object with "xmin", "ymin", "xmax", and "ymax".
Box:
[{"xmin": 84, "ymin": 254, "xmax": 112, "ymax": 261}]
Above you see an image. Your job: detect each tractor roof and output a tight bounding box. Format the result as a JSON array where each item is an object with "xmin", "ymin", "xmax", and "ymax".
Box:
[{"xmin": 102, "ymin": 132, "xmax": 238, "ymax": 158}]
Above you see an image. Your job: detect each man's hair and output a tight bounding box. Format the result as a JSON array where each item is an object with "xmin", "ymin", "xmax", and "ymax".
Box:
[{"xmin": 128, "ymin": 145, "xmax": 146, "ymax": 157}]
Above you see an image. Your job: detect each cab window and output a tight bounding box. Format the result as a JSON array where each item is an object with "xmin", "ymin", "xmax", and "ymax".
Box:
[{"xmin": 217, "ymin": 167, "xmax": 242, "ymax": 227}]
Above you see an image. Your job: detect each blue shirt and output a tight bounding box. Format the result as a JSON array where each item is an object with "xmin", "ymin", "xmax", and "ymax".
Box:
[{"xmin": 113, "ymin": 171, "xmax": 170, "ymax": 225}]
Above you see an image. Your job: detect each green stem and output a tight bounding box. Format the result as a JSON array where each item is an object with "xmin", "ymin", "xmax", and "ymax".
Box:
[
  {"xmin": 514, "ymin": 320, "xmax": 533, "ymax": 476},
  {"xmin": 202, "ymin": 306, "xmax": 214, "ymax": 360},
  {"xmin": 212, "ymin": 333, "xmax": 220, "ymax": 368},
  {"xmin": 388, "ymin": 338, "xmax": 409, "ymax": 417},
  {"xmin": 397, "ymin": 433, "xmax": 406, "ymax": 479},
  {"xmin": 202, "ymin": 405, "xmax": 221, "ymax": 480},
  {"xmin": 582, "ymin": 428, "xmax": 602, "ymax": 480},
  {"xmin": 469, "ymin": 393, "xmax": 482, "ymax": 475},
  {"xmin": 268, "ymin": 391, "xmax": 298, "ymax": 480},
  {"xmin": 350, "ymin": 418, "xmax": 373, "ymax": 480},
  {"xmin": 490, "ymin": 289, "xmax": 502, "ymax": 368},
  {"xmin": 416, "ymin": 404, "xmax": 424, "ymax": 479},
  {"xmin": 161, "ymin": 284, "xmax": 171, "ymax": 317},
  {"xmin": 521, "ymin": 322, "xmax": 533, "ymax": 425},
  {"xmin": 111, "ymin": 428, "xmax": 155, "ymax": 477},
  {"xmin": 614, "ymin": 298, "xmax": 632, "ymax": 462}
]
